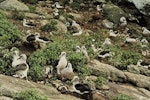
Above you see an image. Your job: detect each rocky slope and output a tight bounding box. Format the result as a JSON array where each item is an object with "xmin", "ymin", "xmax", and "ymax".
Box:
[{"xmin": 0, "ymin": 0, "xmax": 150, "ymax": 100}]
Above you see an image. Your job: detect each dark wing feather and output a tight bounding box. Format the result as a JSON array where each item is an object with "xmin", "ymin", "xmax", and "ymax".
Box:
[
  {"xmin": 141, "ymin": 61, "xmax": 150, "ymax": 66},
  {"xmin": 39, "ymin": 37, "xmax": 53, "ymax": 42},
  {"xmin": 75, "ymin": 84, "xmax": 91, "ymax": 92},
  {"xmin": 15, "ymin": 64, "xmax": 27, "ymax": 71},
  {"xmin": 99, "ymin": 51, "xmax": 110, "ymax": 55},
  {"xmin": 26, "ymin": 35, "xmax": 35, "ymax": 42}
]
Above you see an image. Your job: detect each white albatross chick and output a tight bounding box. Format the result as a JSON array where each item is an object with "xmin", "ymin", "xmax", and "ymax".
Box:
[
  {"xmin": 142, "ymin": 27, "xmax": 150, "ymax": 36},
  {"xmin": 12, "ymin": 50, "xmax": 20, "ymax": 67},
  {"xmin": 71, "ymin": 20, "xmax": 83, "ymax": 36},
  {"xmin": 125, "ymin": 35, "xmax": 138, "ymax": 43},
  {"xmin": 102, "ymin": 38, "xmax": 112, "ymax": 46},
  {"xmin": 76, "ymin": 46, "xmax": 81, "ymax": 53},
  {"xmin": 53, "ymin": 8, "xmax": 59, "ymax": 18},
  {"xmin": 56, "ymin": 52, "xmax": 68, "ymax": 74},
  {"xmin": 60, "ymin": 63, "xmax": 73, "ymax": 74},
  {"xmin": 96, "ymin": 5, "xmax": 103, "ymax": 12},
  {"xmin": 55, "ymin": 2, "xmax": 64, "ymax": 9},
  {"xmin": 81, "ymin": 46, "xmax": 90, "ymax": 62},
  {"xmin": 109, "ymin": 30, "xmax": 119, "ymax": 38},
  {"xmin": 13, "ymin": 63, "xmax": 29, "ymax": 80},
  {"xmin": 120, "ymin": 16, "xmax": 127, "ymax": 28},
  {"xmin": 12, "ymin": 54, "xmax": 27, "ymax": 68},
  {"xmin": 91, "ymin": 44, "xmax": 102, "ymax": 53}
]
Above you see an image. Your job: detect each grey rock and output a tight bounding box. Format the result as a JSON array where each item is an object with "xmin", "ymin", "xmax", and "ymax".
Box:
[
  {"xmin": 102, "ymin": 19, "xmax": 114, "ymax": 29},
  {"xmin": 124, "ymin": 72, "xmax": 150, "ymax": 90},
  {"xmin": 127, "ymin": 0, "xmax": 150, "ymax": 16},
  {"xmin": 139, "ymin": 67, "xmax": 150, "ymax": 77},
  {"xmin": 102, "ymin": 3, "xmax": 126, "ymax": 28},
  {"xmin": 0, "ymin": 0, "xmax": 29, "ymax": 11},
  {"xmin": 127, "ymin": 64, "xmax": 140, "ymax": 74},
  {"xmin": 88, "ymin": 60, "xmax": 126, "ymax": 82},
  {"xmin": 0, "ymin": 74, "xmax": 81, "ymax": 100},
  {"xmin": 107, "ymin": 82, "xmax": 150, "ymax": 100},
  {"xmin": 0, "ymin": 96, "xmax": 13, "ymax": 100}
]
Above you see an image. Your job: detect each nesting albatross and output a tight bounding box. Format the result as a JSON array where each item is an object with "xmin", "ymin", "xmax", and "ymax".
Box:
[{"xmin": 56, "ymin": 52, "xmax": 68, "ymax": 74}]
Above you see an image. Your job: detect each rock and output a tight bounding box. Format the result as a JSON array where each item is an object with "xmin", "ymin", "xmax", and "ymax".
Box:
[
  {"xmin": 88, "ymin": 60, "xmax": 126, "ymax": 82},
  {"xmin": 127, "ymin": 64, "xmax": 140, "ymax": 74},
  {"xmin": 107, "ymin": 82, "xmax": 150, "ymax": 100},
  {"xmin": 0, "ymin": 0, "xmax": 29, "ymax": 11},
  {"xmin": 0, "ymin": 96, "xmax": 13, "ymax": 100},
  {"xmin": 0, "ymin": 74, "xmax": 81, "ymax": 100},
  {"xmin": 24, "ymin": 12, "xmax": 40, "ymax": 19},
  {"xmin": 124, "ymin": 72, "xmax": 150, "ymax": 90},
  {"xmin": 69, "ymin": 13, "xmax": 84, "ymax": 23},
  {"xmin": 139, "ymin": 67, "xmax": 150, "ymax": 76},
  {"xmin": 95, "ymin": 0, "xmax": 106, "ymax": 3},
  {"xmin": 100, "ymin": 84, "xmax": 110, "ymax": 90},
  {"xmin": 53, "ymin": 19, "xmax": 68, "ymax": 33},
  {"xmin": 127, "ymin": 0, "xmax": 150, "ymax": 16},
  {"xmin": 102, "ymin": 3, "xmax": 126, "ymax": 28},
  {"xmin": 102, "ymin": 19, "xmax": 114, "ymax": 29}
]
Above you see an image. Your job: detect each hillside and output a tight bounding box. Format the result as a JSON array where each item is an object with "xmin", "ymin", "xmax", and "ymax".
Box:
[{"xmin": 0, "ymin": 0, "xmax": 150, "ymax": 100}]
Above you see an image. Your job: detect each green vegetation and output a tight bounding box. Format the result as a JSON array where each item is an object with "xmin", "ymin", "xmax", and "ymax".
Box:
[
  {"xmin": 28, "ymin": 5, "xmax": 36, "ymax": 13},
  {"xmin": 113, "ymin": 94, "xmax": 132, "ymax": 100},
  {"xmin": 0, "ymin": 48, "xmax": 19, "ymax": 75},
  {"xmin": 108, "ymin": 45, "xmax": 142, "ymax": 70},
  {"xmin": 40, "ymin": 21, "xmax": 58, "ymax": 32},
  {"xmin": 21, "ymin": 0, "xmax": 38, "ymax": 4},
  {"xmin": 95, "ymin": 76, "xmax": 107, "ymax": 87},
  {"xmin": 12, "ymin": 10, "xmax": 25, "ymax": 20},
  {"xmin": 14, "ymin": 89, "xmax": 48, "ymax": 100},
  {"xmin": 0, "ymin": 13, "xmax": 22, "ymax": 47}
]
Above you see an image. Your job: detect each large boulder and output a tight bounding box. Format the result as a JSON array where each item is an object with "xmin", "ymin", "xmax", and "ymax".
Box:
[
  {"xmin": 107, "ymin": 82, "xmax": 150, "ymax": 100},
  {"xmin": 127, "ymin": 0, "xmax": 150, "ymax": 16},
  {"xmin": 102, "ymin": 3, "xmax": 126, "ymax": 28},
  {"xmin": 0, "ymin": 0, "xmax": 29, "ymax": 11},
  {"xmin": 88, "ymin": 60, "xmax": 126, "ymax": 82},
  {"xmin": 124, "ymin": 72, "xmax": 150, "ymax": 90},
  {"xmin": 0, "ymin": 74, "xmax": 81, "ymax": 100}
]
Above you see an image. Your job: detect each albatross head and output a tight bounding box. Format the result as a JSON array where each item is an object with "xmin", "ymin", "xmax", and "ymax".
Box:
[{"xmin": 59, "ymin": 52, "xmax": 66, "ymax": 58}]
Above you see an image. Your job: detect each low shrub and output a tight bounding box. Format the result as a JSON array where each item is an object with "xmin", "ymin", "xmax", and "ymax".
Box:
[
  {"xmin": 108, "ymin": 45, "xmax": 142, "ymax": 70},
  {"xmin": 0, "ymin": 13, "xmax": 22, "ymax": 47},
  {"xmin": 113, "ymin": 94, "xmax": 132, "ymax": 100},
  {"xmin": 14, "ymin": 89, "xmax": 48, "ymax": 100},
  {"xmin": 12, "ymin": 10, "xmax": 25, "ymax": 20},
  {"xmin": 40, "ymin": 21, "xmax": 58, "ymax": 32},
  {"xmin": 21, "ymin": 0, "xmax": 38, "ymax": 4},
  {"xmin": 95, "ymin": 76, "xmax": 107, "ymax": 87}
]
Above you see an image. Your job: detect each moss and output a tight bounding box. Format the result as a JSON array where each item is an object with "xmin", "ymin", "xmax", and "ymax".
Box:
[
  {"xmin": 108, "ymin": 45, "xmax": 142, "ymax": 70},
  {"xmin": 0, "ymin": 13, "xmax": 22, "ymax": 47},
  {"xmin": 14, "ymin": 89, "xmax": 48, "ymax": 100},
  {"xmin": 40, "ymin": 21, "xmax": 58, "ymax": 32},
  {"xmin": 96, "ymin": 76, "xmax": 107, "ymax": 87},
  {"xmin": 113, "ymin": 94, "xmax": 132, "ymax": 100},
  {"xmin": 21, "ymin": 0, "xmax": 38, "ymax": 4}
]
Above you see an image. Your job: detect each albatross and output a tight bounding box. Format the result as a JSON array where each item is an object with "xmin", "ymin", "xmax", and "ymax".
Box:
[
  {"xmin": 71, "ymin": 76, "xmax": 92, "ymax": 95},
  {"xmin": 23, "ymin": 19, "xmax": 36, "ymax": 27},
  {"xmin": 12, "ymin": 53, "xmax": 27, "ymax": 68},
  {"xmin": 13, "ymin": 63, "xmax": 29, "ymax": 80},
  {"xmin": 56, "ymin": 52, "xmax": 68, "ymax": 74}
]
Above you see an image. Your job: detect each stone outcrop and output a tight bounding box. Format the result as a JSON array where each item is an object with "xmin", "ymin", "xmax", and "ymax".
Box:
[
  {"xmin": 102, "ymin": 3, "xmax": 126, "ymax": 28},
  {"xmin": 0, "ymin": 74, "xmax": 80, "ymax": 100},
  {"xmin": 124, "ymin": 72, "xmax": 150, "ymax": 90},
  {"xmin": 88, "ymin": 60, "xmax": 126, "ymax": 82},
  {"xmin": 0, "ymin": 0, "xmax": 29, "ymax": 11}
]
